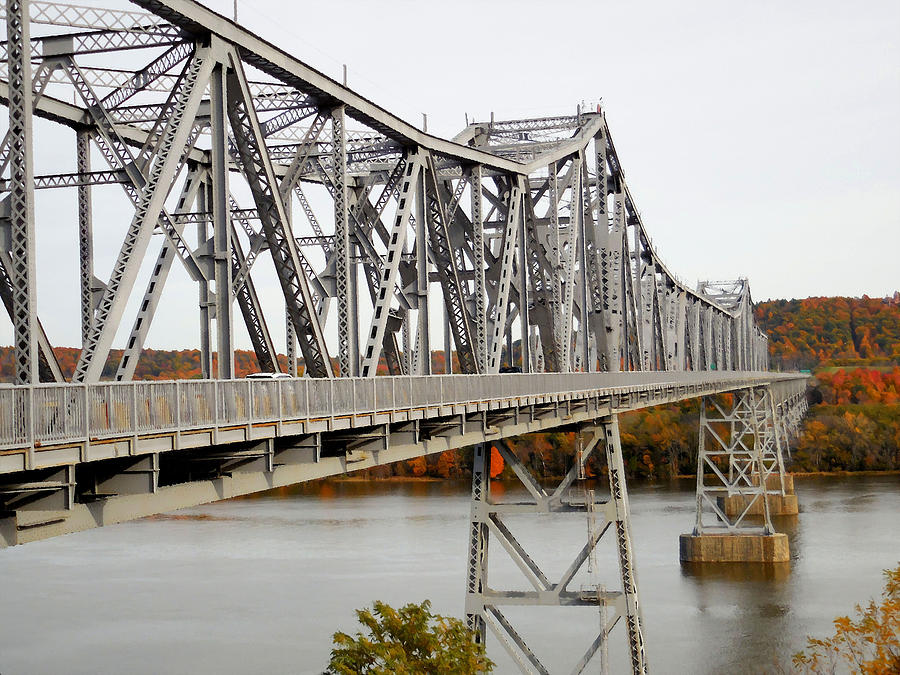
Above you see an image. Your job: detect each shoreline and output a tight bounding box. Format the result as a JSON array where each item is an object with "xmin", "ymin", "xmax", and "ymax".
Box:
[{"xmin": 325, "ymin": 470, "xmax": 900, "ymax": 483}]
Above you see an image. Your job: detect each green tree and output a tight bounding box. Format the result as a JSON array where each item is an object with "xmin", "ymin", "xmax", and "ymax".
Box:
[
  {"xmin": 325, "ymin": 600, "xmax": 494, "ymax": 674},
  {"xmin": 793, "ymin": 564, "xmax": 900, "ymax": 674}
]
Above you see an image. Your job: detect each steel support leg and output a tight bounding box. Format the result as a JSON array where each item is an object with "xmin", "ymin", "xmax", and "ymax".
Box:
[
  {"xmin": 464, "ymin": 422, "xmax": 647, "ymax": 674},
  {"xmin": 465, "ymin": 442, "xmax": 490, "ymax": 644},
  {"xmin": 692, "ymin": 390, "xmax": 774, "ymax": 535},
  {"xmin": 603, "ymin": 416, "xmax": 648, "ymax": 674},
  {"xmin": 197, "ymin": 181, "xmax": 212, "ymax": 379},
  {"xmin": 210, "ymin": 62, "xmax": 233, "ymax": 379}
]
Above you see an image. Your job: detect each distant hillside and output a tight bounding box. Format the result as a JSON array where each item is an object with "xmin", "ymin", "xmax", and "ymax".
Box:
[
  {"xmin": 0, "ymin": 347, "xmax": 449, "ymax": 382},
  {"xmin": 1, "ymin": 294, "xmax": 897, "ymax": 381},
  {"xmin": 0, "ymin": 348, "xmax": 288, "ymax": 383},
  {"xmin": 755, "ymin": 296, "xmax": 900, "ymax": 370}
]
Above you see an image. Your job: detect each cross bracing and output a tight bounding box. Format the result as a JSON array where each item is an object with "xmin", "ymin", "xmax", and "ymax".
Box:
[
  {"xmin": 0, "ymin": 0, "xmax": 770, "ymax": 385},
  {"xmin": 0, "ymin": 3, "xmax": 810, "ymax": 672}
]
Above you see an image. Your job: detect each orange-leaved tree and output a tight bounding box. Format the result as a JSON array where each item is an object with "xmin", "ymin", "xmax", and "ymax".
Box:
[{"xmin": 793, "ymin": 564, "xmax": 900, "ymax": 674}]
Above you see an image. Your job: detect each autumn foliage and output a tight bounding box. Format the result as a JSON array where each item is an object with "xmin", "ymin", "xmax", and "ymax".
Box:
[
  {"xmin": 755, "ymin": 296, "xmax": 900, "ymax": 371},
  {"xmin": 793, "ymin": 564, "xmax": 900, "ymax": 674},
  {"xmin": 812, "ymin": 368, "xmax": 900, "ymax": 406},
  {"xmin": 0, "ymin": 347, "xmax": 290, "ymax": 382}
]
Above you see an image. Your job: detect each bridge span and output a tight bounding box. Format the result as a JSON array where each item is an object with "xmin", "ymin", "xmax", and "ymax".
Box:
[
  {"xmin": 0, "ymin": 371, "xmax": 805, "ymax": 547},
  {"xmin": 0, "ymin": 0, "xmax": 811, "ymax": 672}
]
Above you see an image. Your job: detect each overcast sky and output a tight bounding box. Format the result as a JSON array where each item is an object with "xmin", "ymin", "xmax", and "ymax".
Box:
[
  {"xmin": 5, "ymin": 0, "xmax": 899, "ymax": 351},
  {"xmin": 216, "ymin": 0, "xmax": 897, "ymax": 302}
]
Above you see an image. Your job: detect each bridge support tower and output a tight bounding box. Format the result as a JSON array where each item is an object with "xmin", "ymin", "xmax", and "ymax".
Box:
[
  {"xmin": 465, "ymin": 417, "xmax": 647, "ymax": 674},
  {"xmin": 720, "ymin": 386, "xmax": 799, "ymax": 518},
  {"xmin": 680, "ymin": 387, "xmax": 792, "ymax": 564}
]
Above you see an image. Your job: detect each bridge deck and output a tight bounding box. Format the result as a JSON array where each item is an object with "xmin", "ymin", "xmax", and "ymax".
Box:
[
  {"xmin": 0, "ymin": 371, "xmax": 805, "ymax": 475},
  {"xmin": 0, "ymin": 371, "xmax": 807, "ymax": 547}
]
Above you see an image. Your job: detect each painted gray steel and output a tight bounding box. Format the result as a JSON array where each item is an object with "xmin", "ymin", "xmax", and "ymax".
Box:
[{"xmin": 0, "ymin": 3, "xmax": 811, "ymax": 671}]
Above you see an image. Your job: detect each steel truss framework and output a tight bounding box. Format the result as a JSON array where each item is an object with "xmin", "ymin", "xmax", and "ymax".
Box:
[
  {"xmin": 1, "ymin": 0, "xmax": 770, "ymax": 390},
  {"xmin": 691, "ymin": 383, "xmax": 806, "ymax": 536},
  {"xmin": 466, "ymin": 418, "xmax": 646, "ymax": 674},
  {"xmin": 0, "ymin": 2, "xmax": 810, "ymax": 672}
]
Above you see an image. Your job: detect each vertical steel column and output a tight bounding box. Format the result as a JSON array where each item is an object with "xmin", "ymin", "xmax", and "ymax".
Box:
[
  {"xmin": 516, "ymin": 187, "xmax": 530, "ymax": 372},
  {"xmin": 332, "ymin": 105, "xmax": 357, "ymax": 376},
  {"xmin": 631, "ymin": 227, "xmax": 644, "ymax": 370},
  {"xmin": 471, "ymin": 165, "xmax": 487, "ymax": 373},
  {"xmin": 703, "ymin": 308, "xmax": 713, "ymax": 370},
  {"xmin": 724, "ymin": 319, "xmax": 733, "ymax": 371},
  {"xmin": 444, "ymin": 303, "xmax": 452, "ymax": 373},
  {"xmin": 402, "ymin": 313, "xmax": 412, "ymax": 375},
  {"xmin": 689, "ymin": 299, "xmax": 700, "ymax": 370},
  {"xmin": 674, "ymin": 290, "xmax": 686, "ymax": 371},
  {"xmin": 76, "ymin": 131, "xmax": 94, "ymax": 347},
  {"xmin": 560, "ymin": 162, "xmax": 580, "ymax": 371},
  {"xmin": 763, "ymin": 387, "xmax": 788, "ymax": 494},
  {"xmin": 602, "ymin": 416, "xmax": 648, "ymax": 675},
  {"xmin": 197, "ymin": 180, "xmax": 212, "ymax": 379},
  {"xmin": 577, "ymin": 155, "xmax": 591, "ymax": 371},
  {"xmin": 286, "ymin": 306, "xmax": 297, "ymax": 376},
  {"xmin": 465, "ymin": 442, "xmax": 490, "ymax": 644},
  {"xmin": 210, "ymin": 62, "xmax": 233, "ymax": 379},
  {"xmin": 415, "ymin": 162, "xmax": 430, "ymax": 375},
  {"xmin": 548, "ymin": 161, "xmax": 565, "ymax": 367},
  {"xmin": 593, "ymin": 132, "xmax": 612, "ymax": 372},
  {"xmin": 487, "ymin": 177, "xmax": 522, "ymax": 372},
  {"xmin": 609, "ymin": 192, "xmax": 626, "ymax": 372},
  {"xmin": 7, "ymin": 0, "xmax": 38, "ymax": 385}
]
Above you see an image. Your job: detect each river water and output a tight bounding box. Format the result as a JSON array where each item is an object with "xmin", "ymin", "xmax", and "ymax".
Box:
[{"xmin": 0, "ymin": 474, "xmax": 897, "ymax": 674}]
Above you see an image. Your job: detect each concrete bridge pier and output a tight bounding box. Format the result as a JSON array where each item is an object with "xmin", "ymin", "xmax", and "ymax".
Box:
[
  {"xmin": 465, "ymin": 416, "xmax": 648, "ymax": 674},
  {"xmin": 720, "ymin": 473, "xmax": 798, "ymax": 518},
  {"xmin": 680, "ymin": 387, "xmax": 791, "ymax": 564}
]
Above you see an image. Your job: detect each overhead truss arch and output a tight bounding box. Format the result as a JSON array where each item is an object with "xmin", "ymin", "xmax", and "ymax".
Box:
[{"xmin": 1, "ymin": 0, "xmax": 768, "ymax": 383}]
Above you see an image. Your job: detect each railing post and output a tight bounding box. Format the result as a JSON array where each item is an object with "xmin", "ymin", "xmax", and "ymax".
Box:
[
  {"xmin": 175, "ymin": 381, "xmax": 181, "ymax": 440},
  {"xmin": 82, "ymin": 384, "xmax": 89, "ymax": 456},
  {"xmin": 303, "ymin": 378, "xmax": 309, "ymax": 420},
  {"xmin": 130, "ymin": 383, "xmax": 138, "ymax": 450},
  {"xmin": 278, "ymin": 378, "xmax": 284, "ymax": 424},
  {"xmin": 26, "ymin": 386, "xmax": 34, "ymax": 469}
]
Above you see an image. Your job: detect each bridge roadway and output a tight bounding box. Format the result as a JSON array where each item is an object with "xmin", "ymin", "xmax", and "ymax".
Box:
[{"xmin": 0, "ymin": 371, "xmax": 805, "ymax": 547}]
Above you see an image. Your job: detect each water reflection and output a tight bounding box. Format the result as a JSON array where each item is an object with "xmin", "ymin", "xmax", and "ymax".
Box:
[
  {"xmin": 681, "ymin": 561, "xmax": 792, "ymax": 583},
  {"xmin": 680, "ymin": 561, "xmax": 793, "ymax": 671}
]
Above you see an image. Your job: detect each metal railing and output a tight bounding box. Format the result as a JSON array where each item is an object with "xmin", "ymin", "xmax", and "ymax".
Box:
[{"xmin": 0, "ymin": 371, "xmax": 806, "ymax": 451}]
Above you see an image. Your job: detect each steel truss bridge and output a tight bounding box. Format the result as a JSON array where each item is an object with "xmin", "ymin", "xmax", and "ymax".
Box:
[{"xmin": 0, "ymin": 1, "xmax": 809, "ymax": 673}]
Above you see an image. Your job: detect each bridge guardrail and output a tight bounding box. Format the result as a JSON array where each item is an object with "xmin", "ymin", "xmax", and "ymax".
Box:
[{"xmin": 0, "ymin": 372, "xmax": 808, "ymax": 452}]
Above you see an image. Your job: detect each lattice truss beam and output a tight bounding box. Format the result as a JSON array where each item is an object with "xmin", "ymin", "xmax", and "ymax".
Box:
[
  {"xmin": 691, "ymin": 385, "xmax": 800, "ymax": 536},
  {"xmin": 465, "ymin": 418, "xmax": 647, "ymax": 675},
  {"xmin": 1, "ymin": 0, "xmax": 771, "ymax": 383}
]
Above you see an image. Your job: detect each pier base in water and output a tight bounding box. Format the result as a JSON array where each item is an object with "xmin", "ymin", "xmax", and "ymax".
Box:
[
  {"xmin": 720, "ymin": 474, "xmax": 799, "ymax": 517},
  {"xmin": 679, "ymin": 533, "xmax": 790, "ymax": 563}
]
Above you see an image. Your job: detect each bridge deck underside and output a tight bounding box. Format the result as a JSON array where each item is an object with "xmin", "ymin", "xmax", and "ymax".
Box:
[{"xmin": 0, "ymin": 371, "xmax": 805, "ymax": 546}]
